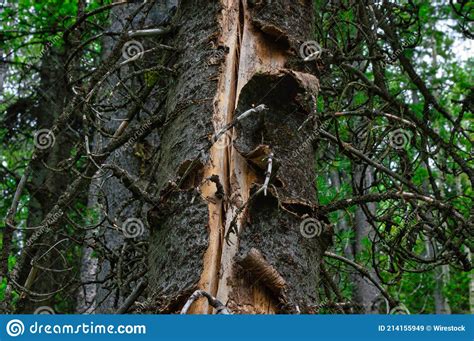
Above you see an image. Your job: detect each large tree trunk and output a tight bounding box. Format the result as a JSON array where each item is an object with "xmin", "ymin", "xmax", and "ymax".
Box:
[
  {"xmin": 77, "ymin": 0, "xmax": 177, "ymax": 313},
  {"xmin": 16, "ymin": 45, "xmax": 75, "ymax": 314},
  {"xmin": 147, "ymin": 0, "xmax": 332, "ymax": 314}
]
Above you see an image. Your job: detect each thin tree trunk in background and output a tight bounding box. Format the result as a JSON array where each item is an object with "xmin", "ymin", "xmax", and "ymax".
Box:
[
  {"xmin": 420, "ymin": 178, "xmax": 451, "ymax": 314},
  {"xmin": 0, "ymin": 51, "xmax": 5, "ymax": 94},
  {"xmin": 433, "ymin": 180, "xmax": 452, "ymax": 314},
  {"xmin": 330, "ymin": 170, "xmax": 353, "ymax": 260},
  {"xmin": 352, "ymin": 165, "xmax": 379, "ymax": 313},
  {"xmin": 329, "ymin": 169, "xmax": 357, "ymax": 313},
  {"xmin": 424, "ymin": 236, "xmax": 451, "ymax": 314},
  {"xmin": 433, "ymin": 265, "xmax": 451, "ymax": 314},
  {"xmin": 16, "ymin": 46, "xmax": 75, "ymax": 313},
  {"xmin": 415, "ymin": 63, "xmax": 451, "ymax": 313},
  {"xmin": 348, "ymin": 7, "xmax": 384, "ymax": 314},
  {"xmin": 146, "ymin": 0, "xmax": 332, "ymax": 314}
]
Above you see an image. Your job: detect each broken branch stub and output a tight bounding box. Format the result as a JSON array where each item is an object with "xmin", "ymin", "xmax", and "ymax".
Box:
[{"xmin": 212, "ymin": 104, "xmax": 268, "ymax": 146}]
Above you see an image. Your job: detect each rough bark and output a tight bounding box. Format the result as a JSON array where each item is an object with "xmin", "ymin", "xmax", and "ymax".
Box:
[
  {"xmin": 147, "ymin": 0, "xmax": 332, "ymax": 314},
  {"xmin": 77, "ymin": 0, "xmax": 176, "ymax": 313}
]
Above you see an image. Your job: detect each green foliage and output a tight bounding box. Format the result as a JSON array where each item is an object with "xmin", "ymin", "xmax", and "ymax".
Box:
[
  {"xmin": 0, "ymin": 0, "xmax": 112, "ymax": 313},
  {"xmin": 314, "ymin": 0, "xmax": 472, "ymax": 314}
]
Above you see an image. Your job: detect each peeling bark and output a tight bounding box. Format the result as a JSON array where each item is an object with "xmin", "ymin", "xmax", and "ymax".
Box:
[{"xmin": 147, "ymin": 0, "xmax": 332, "ymax": 314}]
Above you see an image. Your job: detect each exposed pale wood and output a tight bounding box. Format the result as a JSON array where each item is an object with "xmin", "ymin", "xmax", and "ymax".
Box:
[
  {"xmin": 192, "ymin": 0, "xmax": 241, "ymax": 314},
  {"xmin": 196, "ymin": 0, "xmax": 292, "ymax": 314},
  {"xmin": 216, "ymin": 0, "xmax": 287, "ymax": 314}
]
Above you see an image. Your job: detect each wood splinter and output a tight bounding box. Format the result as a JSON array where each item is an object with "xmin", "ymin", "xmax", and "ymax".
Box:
[{"xmin": 224, "ymin": 153, "xmax": 275, "ymax": 243}]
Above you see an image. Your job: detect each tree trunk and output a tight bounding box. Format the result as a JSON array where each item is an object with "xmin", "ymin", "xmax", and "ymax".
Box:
[
  {"xmin": 329, "ymin": 170, "xmax": 353, "ymax": 259},
  {"xmin": 0, "ymin": 51, "xmax": 5, "ymax": 93},
  {"xmin": 352, "ymin": 165, "xmax": 380, "ymax": 313},
  {"xmin": 146, "ymin": 0, "xmax": 332, "ymax": 314},
  {"xmin": 77, "ymin": 0, "xmax": 177, "ymax": 313},
  {"xmin": 16, "ymin": 46, "xmax": 75, "ymax": 314}
]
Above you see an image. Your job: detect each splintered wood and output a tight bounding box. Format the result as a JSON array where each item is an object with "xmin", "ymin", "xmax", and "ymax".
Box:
[{"xmin": 195, "ymin": 0, "xmax": 290, "ymax": 314}]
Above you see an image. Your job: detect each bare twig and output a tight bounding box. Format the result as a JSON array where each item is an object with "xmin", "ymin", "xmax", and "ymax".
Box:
[
  {"xmin": 262, "ymin": 152, "xmax": 274, "ymax": 196},
  {"xmin": 324, "ymin": 251, "xmax": 396, "ymax": 307},
  {"xmin": 128, "ymin": 28, "xmax": 171, "ymax": 37},
  {"xmin": 116, "ymin": 279, "xmax": 147, "ymax": 314},
  {"xmin": 212, "ymin": 104, "xmax": 268, "ymax": 144},
  {"xmin": 180, "ymin": 290, "xmax": 231, "ymax": 315}
]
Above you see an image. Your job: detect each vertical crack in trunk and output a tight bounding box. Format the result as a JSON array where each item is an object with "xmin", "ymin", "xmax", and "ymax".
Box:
[
  {"xmin": 192, "ymin": 0, "xmax": 242, "ymax": 314},
  {"xmin": 195, "ymin": 0, "xmax": 289, "ymax": 314},
  {"xmin": 218, "ymin": 0, "xmax": 288, "ymax": 314}
]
